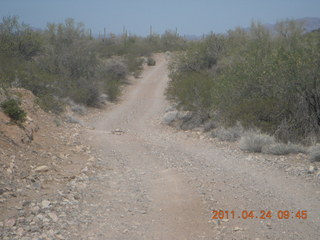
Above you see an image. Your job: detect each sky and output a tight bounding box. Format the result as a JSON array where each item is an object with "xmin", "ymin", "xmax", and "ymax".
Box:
[{"xmin": 1, "ymin": 0, "xmax": 320, "ymax": 36}]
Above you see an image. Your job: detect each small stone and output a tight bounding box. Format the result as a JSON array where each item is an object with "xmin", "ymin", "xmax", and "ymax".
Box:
[
  {"xmin": 316, "ymin": 171, "xmax": 320, "ymax": 178},
  {"xmin": 41, "ymin": 200, "xmax": 51, "ymax": 208},
  {"xmin": 308, "ymin": 166, "xmax": 316, "ymax": 174},
  {"xmin": 234, "ymin": 226, "xmax": 243, "ymax": 231},
  {"xmin": 56, "ymin": 234, "xmax": 65, "ymax": 240},
  {"xmin": 34, "ymin": 165, "xmax": 50, "ymax": 172},
  {"xmin": 5, "ymin": 218, "xmax": 16, "ymax": 227},
  {"xmin": 31, "ymin": 205, "xmax": 40, "ymax": 213},
  {"xmin": 22, "ymin": 200, "xmax": 31, "ymax": 207},
  {"xmin": 48, "ymin": 212, "xmax": 58, "ymax": 222},
  {"xmin": 17, "ymin": 227, "xmax": 24, "ymax": 235},
  {"xmin": 47, "ymin": 229, "xmax": 55, "ymax": 236},
  {"xmin": 81, "ymin": 166, "xmax": 88, "ymax": 173}
]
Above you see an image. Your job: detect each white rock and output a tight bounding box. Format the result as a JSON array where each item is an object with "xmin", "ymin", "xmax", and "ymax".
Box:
[
  {"xmin": 48, "ymin": 212, "xmax": 58, "ymax": 222},
  {"xmin": 308, "ymin": 166, "xmax": 316, "ymax": 174},
  {"xmin": 5, "ymin": 218, "xmax": 16, "ymax": 227},
  {"xmin": 34, "ymin": 165, "xmax": 50, "ymax": 172},
  {"xmin": 17, "ymin": 227, "xmax": 24, "ymax": 235},
  {"xmin": 31, "ymin": 205, "xmax": 40, "ymax": 213},
  {"xmin": 234, "ymin": 226, "xmax": 243, "ymax": 231},
  {"xmin": 41, "ymin": 200, "xmax": 51, "ymax": 208}
]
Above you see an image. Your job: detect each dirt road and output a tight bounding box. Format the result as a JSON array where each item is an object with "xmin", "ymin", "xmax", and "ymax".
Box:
[{"xmin": 78, "ymin": 54, "xmax": 320, "ymax": 239}]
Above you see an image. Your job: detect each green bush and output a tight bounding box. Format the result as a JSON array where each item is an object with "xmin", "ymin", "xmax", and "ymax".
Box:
[
  {"xmin": 166, "ymin": 72, "xmax": 214, "ymax": 113},
  {"xmin": 147, "ymin": 57, "xmax": 156, "ymax": 66},
  {"xmin": 125, "ymin": 54, "xmax": 143, "ymax": 77},
  {"xmin": 105, "ymin": 80, "xmax": 121, "ymax": 102},
  {"xmin": 36, "ymin": 94, "xmax": 64, "ymax": 114},
  {"xmin": 1, "ymin": 98, "xmax": 26, "ymax": 122},
  {"xmin": 308, "ymin": 145, "xmax": 320, "ymax": 162},
  {"xmin": 167, "ymin": 20, "xmax": 320, "ymax": 143},
  {"xmin": 0, "ymin": 16, "xmax": 190, "ymax": 113}
]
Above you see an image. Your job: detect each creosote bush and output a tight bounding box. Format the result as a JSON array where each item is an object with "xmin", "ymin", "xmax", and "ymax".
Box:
[{"xmin": 1, "ymin": 98, "xmax": 26, "ymax": 122}]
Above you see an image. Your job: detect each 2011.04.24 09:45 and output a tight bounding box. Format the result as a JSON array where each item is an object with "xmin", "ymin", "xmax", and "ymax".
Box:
[{"xmin": 212, "ymin": 210, "xmax": 308, "ymax": 220}]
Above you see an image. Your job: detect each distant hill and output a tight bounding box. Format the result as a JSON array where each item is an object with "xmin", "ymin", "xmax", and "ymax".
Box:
[
  {"xmin": 297, "ymin": 17, "xmax": 320, "ymax": 32},
  {"xmin": 262, "ymin": 17, "xmax": 320, "ymax": 33},
  {"xmin": 188, "ymin": 18, "xmax": 320, "ymax": 40}
]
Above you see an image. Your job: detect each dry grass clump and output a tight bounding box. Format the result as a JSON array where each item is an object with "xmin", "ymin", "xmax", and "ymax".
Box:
[
  {"xmin": 213, "ymin": 125, "xmax": 243, "ymax": 142},
  {"xmin": 262, "ymin": 142, "xmax": 306, "ymax": 155},
  {"xmin": 239, "ymin": 132, "xmax": 275, "ymax": 153},
  {"xmin": 308, "ymin": 145, "xmax": 320, "ymax": 162}
]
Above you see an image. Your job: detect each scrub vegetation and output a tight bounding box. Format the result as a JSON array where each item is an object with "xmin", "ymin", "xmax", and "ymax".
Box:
[
  {"xmin": 0, "ymin": 16, "xmax": 187, "ymax": 113},
  {"xmin": 166, "ymin": 20, "xmax": 320, "ymax": 144}
]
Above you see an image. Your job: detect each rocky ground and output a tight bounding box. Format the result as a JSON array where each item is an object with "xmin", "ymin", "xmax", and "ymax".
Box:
[
  {"xmin": 1, "ymin": 54, "xmax": 320, "ymax": 240},
  {"xmin": 0, "ymin": 88, "xmax": 100, "ymax": 239}
]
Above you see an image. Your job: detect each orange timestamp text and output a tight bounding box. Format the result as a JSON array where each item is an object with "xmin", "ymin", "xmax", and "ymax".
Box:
[{"xmin": 212, "ymin": 210, "xmax": 308, "ymax": 220}]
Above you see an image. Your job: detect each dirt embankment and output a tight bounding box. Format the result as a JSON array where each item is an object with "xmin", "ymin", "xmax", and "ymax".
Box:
[{"xmin": 0, "ymin": 88, "xmax": 99, "ymax": 239}]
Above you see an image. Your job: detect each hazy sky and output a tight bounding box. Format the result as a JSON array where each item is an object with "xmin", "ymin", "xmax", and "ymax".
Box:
[{"xmin": 1, "ymin": 0, "xmax": 320, "ymax": 36}]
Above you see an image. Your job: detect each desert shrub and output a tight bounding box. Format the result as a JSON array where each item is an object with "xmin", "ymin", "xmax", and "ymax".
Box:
[
  {"xmin": 163, "ymin": 110, "xmax": 178, "ymax": 124},
  {"xmin": 0, "ymin": 16, "xmax": 189, "ymax": 114},
  {"xmin": 125, "ymin": 54, "xmax": 143, "ymax": 77},
  {"xmin": 239, "ymin": 132, "xmax": 275, "ymax": 153},
  {"xmin": 96, "ymin": 58, "xmax": 128, "ymax": 102},
  {"xmin": 203, "ymin": 120, "xmax": 217, "ymax": 131},
  {"xmin": 65, "ymin": 115, "xmax": 82, "ymax": 124},
  {"xmin": 70, "ymin": 104, "xmax": 85, "ymax": 115},
  {"xmin": 105, "ymin": 59, "xmax": 128, "ymax": 79},
  {"xmin": 213, "ymin": 125, "xmax": 243, "ymax": 142},
  {"xmin": 104, "ymin": 80, "xmax": 121, "ymax": 102},
  {"xmin": 160, "ymin": 30, "xmax": 187, "ymax": 52},
  {"xmin": 36, "ymin": 94, "xmax": 64, "ymax": 114},
  {"xmin": 147, "ymin": 57, "xmax": 156, "ymax": 66},
  {"xmin": 166, "ymin": 72, "xmax": 214, "ymax": 114},
  {"xmin": 262, "ymin": 143, "xmax": 306, "ymax": 155},
  {"xmin": 167, "ymin": 20, "xmax": 320, "ymax": 143},
  {"xmin": 1, "ymin": 98, "xmax": 26, "ymax": 121},
  {"xmin": 308, "ymin": 145, "xmax": 320, "ymax": 162},
  {"xmin": 69, "ymin": 81, "xmax": 100, "ymax": 106},
  {"xmin": 0, "ymin": 16, "xmax": 43, "ymax": 60}
]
